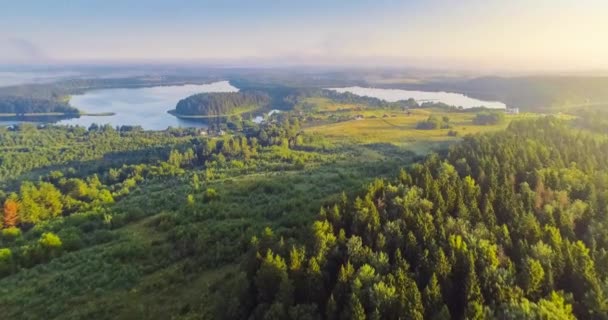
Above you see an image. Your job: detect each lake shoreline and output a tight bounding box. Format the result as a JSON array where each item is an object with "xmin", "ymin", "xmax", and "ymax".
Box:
[
  {"xmin": 168, "ymin": 109, "xmax": 249, "ymax": 119},
  {"xmin": 55, "ymin": 81, "xmax": 238, "ymax": 130},
  {"xmin": 0, "ymin": 112, "xmax": 116, "ymax": 118},
  {"xmin": 328, "ymin": 86, "xmax": 507, "ymax": 109}
]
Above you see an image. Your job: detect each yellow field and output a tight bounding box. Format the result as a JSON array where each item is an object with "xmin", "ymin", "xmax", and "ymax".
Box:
[
  {"xmin": 305, "ymin": 107, "xmax": 542, "ymax": 151},
  {"xmin": 299, "ymin": 96, "xmax": 575, "ymax": 154}
]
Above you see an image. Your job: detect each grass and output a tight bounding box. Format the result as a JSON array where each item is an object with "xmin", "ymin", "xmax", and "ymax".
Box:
[
  {"xmin": 305, "ymin": 107, "xmax": 546, "ymax": 151},
  {"xmin": 301, "ymin": 97, "xmax": 364, "ymax": 112},
  {"xmin": 298, "ymin": 95, "xmax": 572, "ymax": 154}
]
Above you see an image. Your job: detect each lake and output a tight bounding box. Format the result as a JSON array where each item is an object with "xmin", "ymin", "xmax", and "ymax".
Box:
[
  {"xmin": 329, "ymin": 86, "xmax": 506, "ymax": 109},
  {"xmin": 55, "ymin": 81, "xmax": 238, "ymax": 130}
]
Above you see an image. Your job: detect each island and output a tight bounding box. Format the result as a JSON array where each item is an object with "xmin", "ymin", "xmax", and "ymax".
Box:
[{"xmin": 168, "ymin": 91, "xmax": 272, "ymax": 119}]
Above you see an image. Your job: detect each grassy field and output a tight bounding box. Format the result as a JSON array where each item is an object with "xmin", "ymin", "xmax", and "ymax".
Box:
[
  {"xmin": 295, "ymin": 97, "xmax": 562, "ymax": 154},
  {"xmin": 301, "ymin": 97, "xmax": 364, "ymax": 112}
]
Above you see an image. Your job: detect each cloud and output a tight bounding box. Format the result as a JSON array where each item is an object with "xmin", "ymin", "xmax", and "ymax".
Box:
[{"xmin": 0, "ymin": 38, "xmax": 49, "ymax": 63}]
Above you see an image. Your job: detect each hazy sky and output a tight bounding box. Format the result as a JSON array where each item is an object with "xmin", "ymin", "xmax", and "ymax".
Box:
[{"xmin": 2, "ymin": 0, "xmax": 607, "ymax": 72}]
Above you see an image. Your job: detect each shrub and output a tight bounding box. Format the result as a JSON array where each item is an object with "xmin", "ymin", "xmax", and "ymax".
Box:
[
  {"xmin": 473, "ymin": 112, "xmax": 505, "ymax": 125},
  {"xmin": 416, "ymin": 115, "xmax": 451, "ymax": 130},
  {"xmin": 39, "ymin": 232, "xmax": 62, "ymax": 249},
  {"xmin": 2, "ymin": 227, "xmax": 22, "ymax": 241},
  {"xmin": 205, "ymin": 188, "xmax": 219, "ymax": 201},
  {"xmin": 0, "ymin": 248, "xmax": 13, "ymax": 276},
  {"xmin": 88, "ymin": 230, "xmax": 114, "ymax": 245},
  {"xmin": 57, "ymin": 227, "xmax": 84, "ymax": 251}
]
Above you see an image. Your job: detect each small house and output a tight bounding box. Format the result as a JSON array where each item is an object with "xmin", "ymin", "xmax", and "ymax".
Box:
[{"xmin": 506, "ymin": 107, "xmax": 520, "ymax": 115}]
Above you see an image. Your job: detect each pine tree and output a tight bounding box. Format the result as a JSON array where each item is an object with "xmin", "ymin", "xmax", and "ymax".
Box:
[
  {"xmin": 424, "ymin": 274, "xmax": 450, "ymax": 319},
  {"xmin": 326, "ymin": 294, "xmax": 337, "ymax": 320},
  {"xmin": 464, "ymin": 255, "xmax": 485, "ymax": 320},
  {"xmin": 346, "ymin": 293, "xmax": 366, "ymax": 320}
]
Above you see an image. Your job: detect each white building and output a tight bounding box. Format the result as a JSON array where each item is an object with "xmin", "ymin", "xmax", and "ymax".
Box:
[{"xmin": 506, "ymin": 107, "xmax": 520, "ymax": 115}]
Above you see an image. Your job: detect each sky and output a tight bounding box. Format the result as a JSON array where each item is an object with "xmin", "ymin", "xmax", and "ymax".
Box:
[{"xmin": 1, "ymin": 0, "xmax": 608, "ymax": 72}]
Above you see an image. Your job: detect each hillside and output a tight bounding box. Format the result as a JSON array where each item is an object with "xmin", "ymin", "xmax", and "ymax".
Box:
[{"xmin": 223, "ymin": 117, "xmax": 608, "ymax": 319}]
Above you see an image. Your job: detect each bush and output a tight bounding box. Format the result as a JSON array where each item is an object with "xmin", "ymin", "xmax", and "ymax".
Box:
[
  {"xmin": 473, "ymin": 112, "xmax": 505, "ymax": 125},
  {"xmin": 147, "ymin": 212, "xmax": 179, "ymax": 231},
  {"xmin": 205, "ymin": 188, "xmax": 219, "ymax": 201},
  {"xmin": 2, "ymin": 227, "xmax": 22, "ymax": 241},
  {"xmin": 109, "ymin": 241, "xmax": 148, "ymax": 262},
  {"xmin": 416, "ymin": 115, "xmax": 451, "ymax": 130},
  {"xmin": 0, "ymin": 248, "xmax": 13, "ymax": 276},
  {"xmin": 57, "ymin": 227, "xmax": 85, "ymax": 251},
  {"xmin": 88, "ymin": 229, "xmax": 114, "ymax": 245},
  {"xmin": 39, "ymin": 232, "xmax": 62, "ymax": 249},
  {"xmin": 447, "ymin": 130, "xmax": 459, "ymax": 137}
]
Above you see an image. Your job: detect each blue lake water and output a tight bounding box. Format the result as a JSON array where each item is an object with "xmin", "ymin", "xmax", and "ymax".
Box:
[
  {"xmin": 329, "ymin": 86, "xmax": 506, "ymax": 109},
  {"xmin": 55, "ymin": 81, "xmax": 238, "ymax": 130}
]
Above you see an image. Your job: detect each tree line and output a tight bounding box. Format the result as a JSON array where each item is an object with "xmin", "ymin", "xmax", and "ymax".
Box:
[{"xmin": 0, "ymin": 96, "xmax": 78, "ymax": 114}]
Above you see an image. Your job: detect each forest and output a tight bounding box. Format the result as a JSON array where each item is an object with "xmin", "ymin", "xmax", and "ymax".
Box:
[
  {"xmin": 0, "ymin": 96, "xmax": 78, "ymax": 114},
  {"xmin": 174, "ymin": 91, "xmax": 272, "ymax": 116},
  {"xmin": 0, "ymin": 78, "xmax": 605, "ymax": 319},
  {"xmin": 216, "ymin": 117, "xmax": 608, "ymax": 319}
]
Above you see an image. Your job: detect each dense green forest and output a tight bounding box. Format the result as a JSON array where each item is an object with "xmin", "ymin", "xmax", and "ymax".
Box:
[
  {"xmin": 0, "ymin": 96, "xmax": 78, "ymax": 114},
  {"xmin": 174, "ymin": 91, "xmax": 272, "ymax": 116},
  {"xmin": 213, "ymin": 117, "xmax": 608, "ymax": 319},
  {"xmin": 0, "ymin": 124, "xmax": 197, "ymax": 181}
]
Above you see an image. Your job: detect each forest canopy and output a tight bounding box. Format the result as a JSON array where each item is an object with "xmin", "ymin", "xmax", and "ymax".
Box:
[
  {"xmin": 174, "ymin": 91, "xmax": 271, "ymax": 116},
  {"xmin": 0, "ymin": 96, "xmax": 78, "ymax": 114},
  {"xmin": 217, "ymin": 117, "xmax": 608, "ymax": 319}
]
